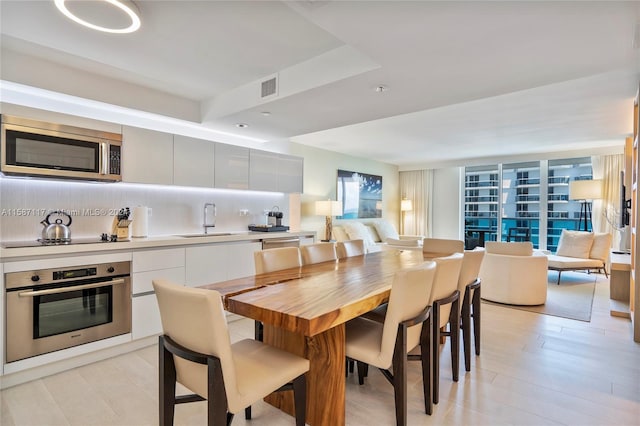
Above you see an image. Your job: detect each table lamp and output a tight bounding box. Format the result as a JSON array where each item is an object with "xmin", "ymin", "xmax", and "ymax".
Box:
[
  {"xmin": 315, "ymin": 200, "xmax": 343, "ymax": 241},
  {"xmin": 400, "ymin": 198, "xmax": 412, "ymax": 234},
  {"xmin": 569, "ymin": 179, "xmax": 602, "ymax": 231}
]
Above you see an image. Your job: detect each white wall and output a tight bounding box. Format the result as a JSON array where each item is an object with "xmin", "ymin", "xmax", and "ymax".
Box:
[
  {"xmin": 431, "ymin": 167, "xmax": 462, "ymax": 239},
  {"xmin": 0, "ymin": 178, "xmax": 288, "ymax": 242},
  {"xmin": 290, "ymin": 143, "xmax": 399, "ymax": 239}
]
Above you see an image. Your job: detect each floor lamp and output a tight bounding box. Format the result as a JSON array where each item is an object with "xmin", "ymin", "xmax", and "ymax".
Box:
[
  {"xmin": 400, "ymin": 198, "xmax": 412, "ymax": 235},
  {"xmin": 315, "ymin": 200, "xmax": 343, "ymax": 241},
  {"xmin": 569, "ymin": 180, "xmax": 602, "ymax": 231}
]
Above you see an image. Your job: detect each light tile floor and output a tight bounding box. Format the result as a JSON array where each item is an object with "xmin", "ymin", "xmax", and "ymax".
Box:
[{"xmin": 1, "ymin": 273, "xmax": 639, "ymax": 425}]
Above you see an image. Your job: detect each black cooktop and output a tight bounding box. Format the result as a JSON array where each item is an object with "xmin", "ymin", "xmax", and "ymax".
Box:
[{"xmin": 1, "ymin": 238, "xmax": 119, "ymax": 249}]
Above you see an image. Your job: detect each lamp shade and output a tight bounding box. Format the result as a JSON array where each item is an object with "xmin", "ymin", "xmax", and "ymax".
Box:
[
  {"xmin": 315, "ymin": 200, "xmax": 343, "ymax": 216},
  {"xmin": 569, "ymin": 179, "xmax": 602, "ymax": 200},
  {"xmin": 400, "ymin": 199, "xmax": 413, "ymax": 212}
]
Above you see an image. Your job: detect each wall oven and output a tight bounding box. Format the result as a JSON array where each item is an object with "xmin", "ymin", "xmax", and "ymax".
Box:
[
  {"xmin": 1, "ymin": 115, "xmax": 122, "ymax": 181},
  {"xmin": 5, "ymin": 261, "xmax": 131, "ymax": 363}
]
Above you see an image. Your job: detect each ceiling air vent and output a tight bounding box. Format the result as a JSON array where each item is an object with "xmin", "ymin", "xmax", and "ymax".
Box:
[{"xmin": 261, "ymin": 77, "xmax": 277, "ymax": 98}]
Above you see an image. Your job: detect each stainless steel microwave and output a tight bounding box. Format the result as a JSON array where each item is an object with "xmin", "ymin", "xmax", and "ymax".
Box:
[{"xmin": 1, "ymin": 115, "xmax": 122, "ymax": 182}]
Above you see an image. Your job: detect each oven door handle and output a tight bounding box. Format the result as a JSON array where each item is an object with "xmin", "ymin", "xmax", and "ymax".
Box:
[{"xmin": 18, "ymin": 278, "xmax": 127, "ymax": 297}]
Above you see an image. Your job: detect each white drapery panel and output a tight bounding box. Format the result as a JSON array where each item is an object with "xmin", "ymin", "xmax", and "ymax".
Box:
[
  {"xmin": 591, "ymin": 154, "xmax": 624, "ymax": 241},
  {"xmin": 399, "ymin": 170, "xmax": 433, "ymax": 237}
]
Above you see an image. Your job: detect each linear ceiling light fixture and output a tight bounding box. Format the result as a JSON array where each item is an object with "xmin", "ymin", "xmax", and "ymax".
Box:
[{"xmin": 54, "ymin": 0, "xmax": 141, "ymax": 34}]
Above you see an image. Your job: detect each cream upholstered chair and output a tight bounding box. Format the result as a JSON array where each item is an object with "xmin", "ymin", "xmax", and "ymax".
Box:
[
  {"xmin": 153, "ymin": 279, "xmax": 309, "ymax": 426},
  {"xmin": 253, "ymin": 247, "xmax": 302, "ymax": 341},
  {"xmin": 422, "ymin": 238, "xmax": 464, "ymax": 258},
  {"xmin": 300, "ymin": 242, "xmax": 338, "ymax": 265},
  {"xmin": 336, "ymin": 239, "xmax": 365, "ymax": 259},
  {"xmin": 254, "ymin": 247, "xmax": 302, "ymax": 274},
  {"xmin": 479, "ymin": 241, "xmax": 547, "ymax": 305},
  {"xmin": 354, "ymin": 253, "xmax": 463, "ymax": 407},
  {"xmin": 457, "ymin": 249, "xmax": 485, "ymax": 372},
  {"xmin": 427, "ymin": 253, "xmax": 464, "ymax": 404},
  {"xmin": 345, "ymin": 262, "xmax": 437, "ymax": 424}
]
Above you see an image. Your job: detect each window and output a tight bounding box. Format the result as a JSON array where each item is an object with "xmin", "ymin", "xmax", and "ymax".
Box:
[{"xmin": 464, "ymin": 157, "xmax": 592, "ymax": 252}]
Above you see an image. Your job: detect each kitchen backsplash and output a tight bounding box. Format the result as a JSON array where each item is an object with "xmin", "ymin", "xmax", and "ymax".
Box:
[{"xmin": 0, "ymin": 177, "xmax": 290, "ymax": 242}]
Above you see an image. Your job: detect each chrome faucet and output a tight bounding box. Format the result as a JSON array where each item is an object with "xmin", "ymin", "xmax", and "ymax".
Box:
[{"xmin": 203, "ymin": 203, "xmax": 216, "ymax": 234}]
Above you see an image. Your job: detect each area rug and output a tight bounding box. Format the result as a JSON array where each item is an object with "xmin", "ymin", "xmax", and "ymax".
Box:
[{"xmin": 482, "ymin": 271, "xmax": 597, "ymax": 322}]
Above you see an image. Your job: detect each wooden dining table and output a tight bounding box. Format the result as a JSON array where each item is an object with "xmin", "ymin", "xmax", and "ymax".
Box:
[{"xmin": 200, "ymin": 249, "xmax": 428, "ymax": 426}]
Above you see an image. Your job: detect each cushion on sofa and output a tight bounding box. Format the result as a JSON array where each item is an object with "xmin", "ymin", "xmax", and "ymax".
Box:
[
  {"xmin": 589, "ymin": 232, "xmax": 612, "ymax": 262},
  {"xmin": 547, "ymin": 255, "xmax": 604, "ymax": 269},
  {"xmin": 484, "ymin": 241, "xmax": 533, "ymax": 256},
  {"xmin": 556, "ymin": 230, "xmax": 594, "ymax": 259},
  {"xmin": 364, "ymin": 224, "xmax": 382, "ymax": 243},
  {"xmin": 372, "ymin": 220, "xmax": 399, "ymax": 242},
  {"xmin": 332, "ymin": 226, "xmax": 349, "ymax": 243},
  {"xmin": 342, "ymin": 222, "xmax": 376, "ymax": 249}
]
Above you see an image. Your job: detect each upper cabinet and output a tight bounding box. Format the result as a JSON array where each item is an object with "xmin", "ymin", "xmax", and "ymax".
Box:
[
  {"xmin": 249, "ymin": 150, "xmax": 279, "ymax": 191},
  {"xmin": 122, "ymin": 125, "xmax": 302, "ymax": 192},
  {"xmin": 215, "ymin": 144, "xmax": 249, "ymax": 190},
  {"xmin": 249, "ymin": 151, "xmax": 304, "ymax": 193},
  {"xmin": 122, "ymin": 126, "xmax": 173, "ymax": 185},
  {"xmin": 173, "ymin": 135, "xmax": 215, "ymax": 188},
  {"xmin": 278, "ymin": 154, "xmax": 304, "ymax": 193}
]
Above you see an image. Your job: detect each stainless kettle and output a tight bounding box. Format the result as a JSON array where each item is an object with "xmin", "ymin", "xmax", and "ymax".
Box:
[{"xmin": 41, "ymin": 210, "xmax": 72, "ymax": 241}]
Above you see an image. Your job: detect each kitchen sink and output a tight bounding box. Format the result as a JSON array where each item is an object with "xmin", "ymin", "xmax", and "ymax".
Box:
[{"xmin": 175, "ymin": 233, "xmax": 232, "ymax": 238}]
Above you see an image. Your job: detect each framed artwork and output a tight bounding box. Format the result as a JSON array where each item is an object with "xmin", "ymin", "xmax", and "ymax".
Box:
[{"xmin": 337, "ymin": 169, "xmax": 382, "ymax": 219}]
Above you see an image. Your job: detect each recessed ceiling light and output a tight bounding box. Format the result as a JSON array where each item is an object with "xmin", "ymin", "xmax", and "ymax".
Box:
[
  {"xmin": 235, "ymin": 123, "xmax": 249, "ymax": 128},
  {"xmin": 374, "ymin": 85, "xmax": 389, "ymax": 93},
  {"xmin": 54, "ymin": 0, "xmax": 141, "ymax": 34},
  {"xmin": 261, "ymin": 111, "xmax": 271, "ymax": 116}
]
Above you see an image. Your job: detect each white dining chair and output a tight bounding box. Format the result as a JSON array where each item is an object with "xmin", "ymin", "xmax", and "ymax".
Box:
[
  {"xmin": 457, "ymin": 249, "xmax": 485, "ymax": 372},
  {"xmin": 345, "ymin": 261, "xmax": 437, "ymax": 424},
  {"xmin": 300, "ymin": 242, "xmax": 338, "ymax": 265},
  {"xmin": 153, "ymin": 279, "xmax": 309, "ymax": 426},
  {"xmin": 253, "ymin": 246, "xmax": 302, "ymax": 341},
  {"xmin": 336, "ymin": 239, "xmax": 366, "ymax": 259},
  {"xmin": 254, "ymin": 247, "xmax": 302, "ymax": 274}
]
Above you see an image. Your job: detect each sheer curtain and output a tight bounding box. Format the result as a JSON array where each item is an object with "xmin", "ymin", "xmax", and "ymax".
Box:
[
  {"xmin": 591, "ymin": 154, "xmax": 624, "ymax": 240},
  {"xmin": 399, "ymin": 170, "xmax": 433, "ymax": 237}
]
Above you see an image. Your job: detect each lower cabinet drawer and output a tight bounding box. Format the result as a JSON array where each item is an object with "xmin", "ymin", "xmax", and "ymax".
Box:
[
  {"xmin": 132, "ymin": 293, "xmax": 162, "ymax": 340},
  {"xmin": 132, "ymin": 267, "xmax": 185, "ymax": 294}
]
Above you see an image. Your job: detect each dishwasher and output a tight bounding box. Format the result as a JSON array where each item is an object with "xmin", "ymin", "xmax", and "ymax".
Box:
[{"xmin": 262, "ymin": 237, "xmax": 300, "ymax": 249}]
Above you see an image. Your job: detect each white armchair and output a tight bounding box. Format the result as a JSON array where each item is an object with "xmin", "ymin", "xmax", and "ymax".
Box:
[{"xmin": 479, "ymin": 242, "xmax": 548, "ymax": 306}]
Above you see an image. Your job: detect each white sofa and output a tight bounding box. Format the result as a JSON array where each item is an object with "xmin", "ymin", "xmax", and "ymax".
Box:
[
  {"xmin": 547, "ymin": 230, "xmax": 612, "ymax": 284},
  {"xmin": 479, "ymin": 241, "xmax": 548, "ymax": 305},
  {"xmin": 332, "ymin": 220, "xmax": 423, "ymax": 253}
]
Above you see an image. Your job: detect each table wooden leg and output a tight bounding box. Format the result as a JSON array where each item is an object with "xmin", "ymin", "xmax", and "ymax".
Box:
[{"xmin": 264, "ymin": 324, "xmax": 346, "ymax": 426}]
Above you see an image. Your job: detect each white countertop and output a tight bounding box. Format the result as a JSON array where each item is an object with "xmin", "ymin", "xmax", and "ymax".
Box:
[{"xmin": 0, "ymin": 230, "xmax": 315, "ymax": 261}]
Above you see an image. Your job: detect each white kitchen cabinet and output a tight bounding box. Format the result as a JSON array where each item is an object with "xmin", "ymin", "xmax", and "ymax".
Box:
[
  {"xmin": 249, "ymin": 150, "xmax": 304, "ymax": 193},
  {"xmin": 132, "ymin": 248, "xmax": 185, "ymax": 340},
  {"xmin": 173, "ymin": 135, "xmax": 215, "ymax": 187},
  {"xmin": 215, "ymin": 143, "xmax": 249, "ymax": 190},
  {"xmin": 278, "ymin": 154, "xmax": 304, "ymax": 193},
  {"xmin": 300, "ymin": 235, "xmax": 315, "ymax": 246},
  {"xmin": 185, "ymin": 241, "xmax": 261, "ymax": 287},
  {"xmin": 122, "ymin": 126, "xmax": 174, "ymax": 185},
  {"xmin": 249, "ymin": 150, "xmax": 279, "ymax": 192},
  {"xmin": 132, "ymin": 294, "xmax": 163, "ymax": 340},
  {"xmin": 132, "ymin": 247, "xmax": 184, "ymax": 273}
]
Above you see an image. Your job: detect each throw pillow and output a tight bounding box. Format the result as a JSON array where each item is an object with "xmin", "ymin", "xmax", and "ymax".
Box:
[
  {"xmin": 556, "ymin": 230, "xmax": 594, "ymax": 259},
  {"xmin": 589, "ymin": 232, "xmax": 612, "ymax": 261},
  {"xmin": 372, "ymin": 219, "xmax": 399, "ymax": 241},
  {"xmin": 342, "ymin": 222, "xmax": 376, "ymax": 250}
]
